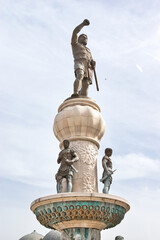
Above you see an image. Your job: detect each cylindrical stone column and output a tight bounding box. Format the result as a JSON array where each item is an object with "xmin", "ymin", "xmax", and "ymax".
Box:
[
  {"xmin": 53, "ymin": 98, "xmax": 106, "ymax": 193},
  {"xmin": 61, "ymin": 227, "xmax": 100, "ymax": 240}
]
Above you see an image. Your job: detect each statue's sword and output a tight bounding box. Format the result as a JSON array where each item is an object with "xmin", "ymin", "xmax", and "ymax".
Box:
[
  {"xmin": 91, "ymin": 62, "xmax": 99, "ymax": 91},
  {"xmin": 71, "ymin": 165, "xmax": 78, "ymax": 173},
  {"xmin": 100, "ymin": 169, "xmax": 117, "ymax": 182}
]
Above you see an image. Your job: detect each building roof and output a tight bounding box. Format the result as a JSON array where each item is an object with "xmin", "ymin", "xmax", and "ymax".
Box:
[
  {"xmin": 43, "ymin": 230, "xmax": 61, "ymax": 240},
  {"xmin": 19, "ymin": 230, "xmax": 44, "ymax": 240}
]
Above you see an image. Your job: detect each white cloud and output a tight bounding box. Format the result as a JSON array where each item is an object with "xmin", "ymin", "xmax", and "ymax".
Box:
[
  {"xmin": 114, "ymin": 153, "xmax": 160, "ymax": 180},
  {"xmin": 0, "ymin": 118, "xmax": 59, "ymax": 188}
]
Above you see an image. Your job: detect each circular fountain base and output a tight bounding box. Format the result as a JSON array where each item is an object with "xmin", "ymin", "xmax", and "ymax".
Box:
[{"xmin": 30, "ymin": 192, "xmax": 130, "ymax": 231}]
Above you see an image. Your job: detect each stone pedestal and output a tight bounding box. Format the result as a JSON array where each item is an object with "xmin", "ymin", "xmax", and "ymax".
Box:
[
  {"xmin": 31, "ymin": 97, "xmax": 130, "ymax": 240},
  {"xmin": 61, "ymin": 228, "xmax": 100, "ymax": 240},
  {"xmin": 53, "ymin": 98, "xmax": 105, "ymax": 192},
  {"xmin": 31, "ymin": 193, "xmax": 130, "ymax": 240}
]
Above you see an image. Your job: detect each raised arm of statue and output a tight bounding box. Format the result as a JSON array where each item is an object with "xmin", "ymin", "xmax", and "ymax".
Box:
[{"xmin": 71, "ymin": 19, "xmax": 90, "ymax": 44}]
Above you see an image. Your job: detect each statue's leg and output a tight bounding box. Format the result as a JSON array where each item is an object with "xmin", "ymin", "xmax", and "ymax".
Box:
[
  {"xmin": 59, "ymin": 179, "xmax": 63, "ymax": 193},
  {"xmin": 67, "ymin": 174, "xmax": 72, "ymax": 192},
  {"xmin": 80, "ymin": 78, "xmax": 89, "ymax": 96},
  {"xmin": 73, "ymin": 69, "xmax": 84, "ymax": 95},
  {"xmin": 56, "ymin": 181, "xmax": 59, "ymax": 193},
  {"xmin": 67, "ymin": 170, "xmax": 73, "ymax": 192},
  {"xmin": 57, "ymin": 178, "xmax": 63, "ymax": 193},
  {"xmin": 103, "ymin": 179, "xmax": 110, "ymax": 194}
]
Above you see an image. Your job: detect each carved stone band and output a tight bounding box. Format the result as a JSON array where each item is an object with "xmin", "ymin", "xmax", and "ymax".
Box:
[
  {"xmin": 58, "ymin": 98, "xmax": 101, "ymax": 112},
  {"xmin": 30, "ymin": 193, "xmax": 130, "ymax": 231}
]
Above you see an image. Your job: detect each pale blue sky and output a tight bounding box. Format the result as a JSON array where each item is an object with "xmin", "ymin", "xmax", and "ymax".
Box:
[{"xmin": 0, "ymin": 0, "xmax": 160, "ymax": 239}]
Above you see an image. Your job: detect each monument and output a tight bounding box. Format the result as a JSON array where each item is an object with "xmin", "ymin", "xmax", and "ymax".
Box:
[
  {"xmin": 71, "ymin": 19, "xmax": 97, "ymax": 97},
  {"xmin": 31, "ymin": 19, "xmax": 130, "ymax": 240},
  {"xmin": 100, "ymin": 148, "xmax": 116, "ymax": 194}
]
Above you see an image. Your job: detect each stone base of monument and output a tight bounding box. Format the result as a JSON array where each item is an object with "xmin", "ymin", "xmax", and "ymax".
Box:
[
  {"xmin": 31, "ymin": 97, "xmax": 130, "ymax": 240},
  {"xmin": 61, "ymin": 228, "xmax": 100, "ymax": 240},
  {"xmin": 31, "ymin": 193, "xmax": 130, "ymax": 240}
]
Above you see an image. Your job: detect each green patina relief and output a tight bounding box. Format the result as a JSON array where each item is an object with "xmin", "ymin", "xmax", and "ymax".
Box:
[{"xmin": 35, "ymin": 200, "xmax": 126, "ymax": 230}]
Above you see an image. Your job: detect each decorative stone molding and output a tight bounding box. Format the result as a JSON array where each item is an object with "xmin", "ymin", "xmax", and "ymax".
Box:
[
  {"xmin": 58, "ymin": 98, "xmax": 101, "ymax": 112},
  {"xmin": 31, "ymin": 193, "xmax": 130, "ymax": 232}
]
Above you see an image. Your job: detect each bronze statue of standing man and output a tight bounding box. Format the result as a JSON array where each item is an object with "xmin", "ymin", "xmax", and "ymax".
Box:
[
  {"xmin": 100, "ymin": 148, "xmax": 116, "ymax": 194},
  {"xmin": 55, "ymin": 140, "xmax": 79, "ymax": 193},
  {"xmin": 71, "ymin": 19, "xmax": 96, "ymax": 97}
]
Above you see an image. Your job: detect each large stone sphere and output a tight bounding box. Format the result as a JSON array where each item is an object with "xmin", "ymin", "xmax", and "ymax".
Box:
[{"xmin": 53, "ymin": 98, "xmax": 105, "ymax": 148}]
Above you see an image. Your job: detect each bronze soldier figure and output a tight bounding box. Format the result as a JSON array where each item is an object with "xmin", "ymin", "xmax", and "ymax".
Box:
[
  {"xmin": 55, "ymin": 140, "xmax": 79, "ymax": 193},
  {"xmin": 100, "ymin": 148, "xmax": 116, "ymax": 194},
  {"xmin": 71, "ymin": 19, "xmax": 96, "ymax": 97}
]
